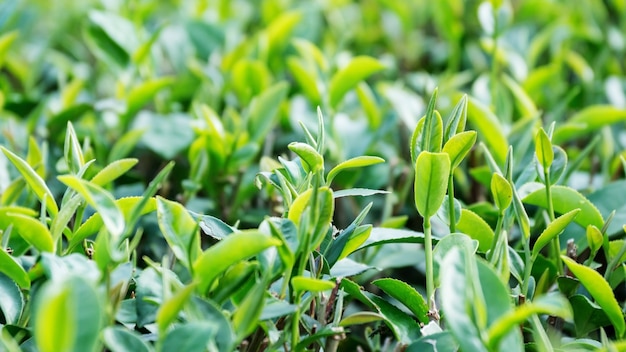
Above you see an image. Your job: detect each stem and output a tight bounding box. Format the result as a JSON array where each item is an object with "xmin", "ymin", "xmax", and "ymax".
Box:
[
  {"xmin": 544, "ymin": 171, "xmax": 562, "ymax": 275},
  {"xmin": 448, "ymin": 174, "xmax": 456, "ymax": 233},
  {"xmin": 522, "ymin": 237, "xmax": 532, "ymax": 297},
  {"xmin": 488, "ymin": 214, "xmax": 504, "ymax": 262},
  {"xmin": 291, "ymin": 293, "xmax": 302, "ymax": 350},
  {"xmin": 424, "ymin": 217, "xmax": 435, "ymax": 314}
]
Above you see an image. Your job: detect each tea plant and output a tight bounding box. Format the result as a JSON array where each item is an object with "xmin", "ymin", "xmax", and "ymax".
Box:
[{"xmin": 3, "ymin": 0, "xmax": 626, "ymax": 351}]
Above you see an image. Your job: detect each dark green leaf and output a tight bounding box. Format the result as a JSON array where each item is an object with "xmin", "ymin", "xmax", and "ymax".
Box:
[
  {"xmin": 372, "ymin": 278, "xmax": 429, "ymax": 324},
  {"xmin": 102, "ymin": 327, "xmax": 152, "ymax": 352}
]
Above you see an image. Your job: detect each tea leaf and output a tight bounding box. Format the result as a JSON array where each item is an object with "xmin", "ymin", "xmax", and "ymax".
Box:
[
  {"xmin": 326, "ymin": 156, "xmax": 384, "ymax": 185},
  {"xmin": 288, "ymin": 142, "xmax": 323, "ymax": 173},
  {"xmin": 90, "ymin": 158, "xmax": 138, "ymax": 186},
  {"xmin": 4, "ymin": 212, "xmax": 53, "ymax": 253},
  {"xmin": 562, "ymin": 256, "xmax": 626, "ymax": 337},
  {"xmin": 339, "ymin": 312, "xmax": 384, "ymax": 326},
  {"xmin": 193, "ymin": 231, "xmax": 280, "ymax": 293},
  {"xmin": 248, "ymin": 81, "xmax": 289, "ymax": 143},
  {"xmin": 292, "ymin": 276, "xmax": 336, "ymax": 292},
  {"xmin": 156, "ymin": 197, "xmax": 200, "ymax": 270},
  {"xmin": 414, "ymin": 152, "xmax": 451, "ymax": 219},
  {"xmin": 0, "ymin": 250, "xmax": 29, "ymax": 289},
  {"xmin": 587, "ymin": 225, "xmax": 603, "ymax": 255},
  {"xmin": 102, "ymin": 327, "xmax": 153, "ymax": 352},
  {"xmin": 532, "ymin": 209, "xmax": 580, "ymax": 258},
  {"xmin": 329, "ymin": 56, "xmax": 385, "ymax": 108},
  {"xmin": 523, "ymin": 185, "xmax": 603, "ymax": 229},
  {"xmin": 232, "ymin": 278, "xmax": 267, "ymax": 341},
  {"xmin": 487, "ymin": 294, "xmax": 572, "ymax": 348},
  {"xmin": 58, "ymin": 176, "xmax": 125, "ymax": 239},
  {"xmin": 464, "ymin": 96, "xmax": 508, "ymax": 165},
  {"xmin": 443, "ymin": 130, "xmax": 477, "ymax": 170},
  {"xmin": 1, "ymin": 147, "xmax": 58, "ymax": 216},
  {"xmin": 535, "ymin": 128, "xmax": 553, "ymax": 170},
  {"xmin": 554, "ymin": 105, "xmax": 626, "ymax": 143},
  {"xmin": 456, "ymin": 209, "xmax": 494, "ymax": 252},
  {"xmin": 491, "ymin": 173, "xmax": 512, "ymax": 213},
  {"xmin": 372, "ymin": 278, "xmax": 429, "ymax": 324},
  {"xmin": 444, "ymin": 94, "xmax": 468, "ymax": 142},
  {"xmin": 156, "ymin": 284, "xmax": 196, "ymax": 332}
]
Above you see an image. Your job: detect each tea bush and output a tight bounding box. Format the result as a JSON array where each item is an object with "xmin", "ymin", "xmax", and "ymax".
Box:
[{"xmin": 2, "ymin": 0, "xmax": 626, "ymax": 351}]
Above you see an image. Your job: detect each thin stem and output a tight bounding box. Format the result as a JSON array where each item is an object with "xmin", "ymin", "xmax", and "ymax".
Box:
[
  {"xmin": 522, "ymin": 237, "xmax": 532, "ymax": 297},
  {"xmin": 448, "ymin": 174, "xmax": 456, "ymax": 233},
  {"xmin": 424, "ymin": 217, "xmax": 435, "ymax": 314},
  {"xmin": 291, "ymin": 293, "xmax": 302, "ymax": 350},
  {"xmin": 544, "ymin": 171, "xmax": 562, "ymax": 275},
  {"xmin": 488, "ymin": 214, "xmax": 504, "ymax": 262}
]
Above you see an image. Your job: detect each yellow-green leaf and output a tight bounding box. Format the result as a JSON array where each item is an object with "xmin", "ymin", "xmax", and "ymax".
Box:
[
  {"xmin": 562, "ymin": 256, "xmax": 625, "ymax": 337},
  {"xmin": 535, "ymin": 128, "xmax": 553, "ymax": 170},
  {"xmin": 414, "ymin": 152, "xmax": 450, "ymax": 219},
  {"xmin": 491, "ymin": 173, "xmax": 512, "ymax": 213},
  {"xmin": 523, "ymin": 185, "xmax": 603, "ymax": 229},
  {"xmin": 532, "ymin": 209, "xmax": 580, "ymax": 258},
  {"xmin": 291, "ymin": 276, "xmax": 336, "ymax": 292},
  {"xmin": 193, "ymin": 231, "xmax": 280, "ymax": 293},
  {"xmin": 1, "ymin": 147, "xmax": 58, "ymax": 216},
  {"xmin": 443, "ymin": 130, "xmax": 477, "ymax": 170},
  {"xmin": 329, "ymin": 56, "xmax": 385, "ymax": 108},
  {"xmin": 58, "ymin": 176, "xmax": 124, "ymax": 239},
  {"xmin": 90, "ymin": 158, "xmax": 138, "ymax": 186},
  {"xmin": 326, "ymin": 156, "xmax": 384, "ymax": 185}
]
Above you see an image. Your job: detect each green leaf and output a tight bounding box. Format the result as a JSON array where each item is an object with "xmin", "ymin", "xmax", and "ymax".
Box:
[
  {"xmin": 329, "ymin": 56, "xmax": 385, "ymax": 108},
  {"xmin": 193, "ymin": 231, "xmax": 280, "ymax": 293},
  {"xmin": 85, "ymin": 10, "xmax": 135, "ymax": 69},
  {"xmin": 414, "ymin": 152, "xmax": 451, "ymax": 219},
  {"xmin": 156, "ymin": 284, "xmax": 196, "ymax": 332},
  {"xmin": 156, "ymin": 197, "xmax": 200, "ymax": 270},
  {"xmin": 248, "ymin": 81, "xmax": 288, "ymax": 142},
  {"xmin": 34, "ymin": 276, "xmax": 102, "ymax": 352},
  {"xmin": 443, "ymin": 130, "xmax": 477, "ymax": 170},
  {"xmin": 326, "ymin": 156, "xmax": 385, "ymax": 185},
  {"xmin": 464, "ymin": 96, "xmax": 508, "ymax": 165},
  {"xmin": 0, "ymin": 250, "xmax": 29, "ymax": 289},
  {"xmin": 103, "ymin": 327, "xmax": 153, "ymax": 352},
  {"xmin": 356, "ymin": 82, "xmax": 382, "ymax": 128},
  {"xmin": 287, "ymin": 57, "xmax": 321, "ymax": 104},
  {"xmin": 1, "ymin": 147, "xmax": 58, "ymax": 216},
  {"xmin": 535, "ymin": 128, "xmax": 553, "ymax": 170},
  {"xmin": 58, "ymin": 176, "xmax": 124, "ymax": 239},
  {"xmin": 421, "ymin": 89, "xmax": 442, "ymax": 153},
  {"xmin": 288, "ymin": 142, "xmax": 323, "ymax": 173},
  {"xmin": 291, "ymin": 276, "xmax": 336, "ymax": 292},
  {"xmin": 161, "ymin": 323, "xmax": 217, "ymax": 352},
  {"xmin": 456, "ymin": 209, "xmax": 494, "ymax": 253},
  {"xmin": 4, "ymin": 212, "xmax": 53, "ymax": 252},
  {"xmin": 439, "ymin": 247, "xmax": 488, "ymax": 352},
  {"xmin": 569, "ymin": 294, "xmax": 612, "ymax": 337},
  {"xmin": 587, "ymin": 225, "xmax": 603, "ymax": 255},
  {"xmin": 433, "ymin": 233, "xmax": 478, "ymax": 286},
  {"xmin": 264, "ymin": 11, "xmax": 301, "ymax": 54},
  {"xmin": 554, "ymin": 105, "xmax": 626, "ymax": 143},
  {"xmin": 561, "ymin": 256, "xmax": 625, "ymax": 337},
  {"xmin": 356, "ymin": 227, "xmax": 427, "ymax": 250},
  {"xmin": 523, "ymin": 185, "xmax": 604, "ymax": 229},
  {"xmin": 532, "ymin": 209, "xmax": 581, "ymax": 258},
  {"xmin": 444, "ymin": 94, "xmax": 468, "ymax": 142},
  {"xmin": 0, "ymin": 273, "xmax": 23, "ymax": 324},
  {"xmin": 231, "ymin": 278, "xmax": 267, "ymax": 341},
  {"xmin": 372, "ymin": 278, "xmax": 429, "ymax": 324},
  {"xmin": 487, "ymin": 294, "xmax": 571, "ymax": 348},
  {"xmin": 90, "ymin": 158, "xmax": 138, "ymax": 186},
  {"xmin": 339, "ymin": 312, "xmax": 384, "ymax": 326},
  {"xmin": 70, "ymin": 196, "xmax": 157, "ymax": 250},
  {"xmin": 491, "ymin": 173, "xmax": 512, "ymax": 213},
  {"xmin": 64, "ymin": 122, "xmax": 85, "ymax": 174}
]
